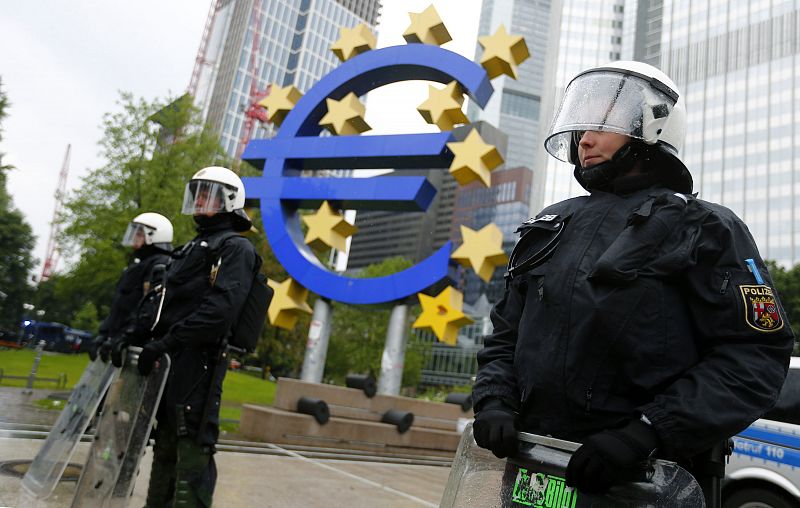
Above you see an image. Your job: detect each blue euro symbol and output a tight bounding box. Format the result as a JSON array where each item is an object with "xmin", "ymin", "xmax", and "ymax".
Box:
[{"xmin": 242, "ymin": 45, "xmax": 493, "ymax": 304}]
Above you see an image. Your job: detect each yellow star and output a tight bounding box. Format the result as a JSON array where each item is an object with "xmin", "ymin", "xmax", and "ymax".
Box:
[
  {"xmin": 451, "ymin": 224, "xmax": 508, "ymax": 282},
  {"xmin": 413, "ymin": 286, "xmax": 474, "ymax": 345},
  {"xmin": 301, "ymin": 201, "xmax": 358, "ymax": 252},
  {"xmin": 402, "ymin": 5, "xmax": 452, "ymax": 46},
  {"xmin": 257, "ymin": 84, "xmax": 303, "ymax": 126},
  {"xmin": 267, "ymin": 277, "xmax": 313, "ymax": 330},
  {"xmin": 331, "ymin": 23, "xmax": 377, "ymax": 62},
  {"xmin": 318, "ymin": 92, "xmax": 371, "ymax": 135},
  {"xmin": 446, "ymin": 129, "xmax": 504, "ymax": 187},
  {"xmin": 479, "ymin": 25, "xmax": 530, "ymax": 79},
  {"xmin": 417, "ymin": 81, "xmax": 469, "ymax": 131}
]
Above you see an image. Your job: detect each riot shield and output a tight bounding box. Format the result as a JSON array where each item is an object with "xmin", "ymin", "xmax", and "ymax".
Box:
[
  {"xmin": 20, "ymin": 358, "xmax": 117, "ymax": 500},
  {"xmin": 440, "ymin": 423, "xmax": 706, "ymax": 508},
  {"xmin": 70, "ymin": 347, "xmax": 170, "ymax": 508}
]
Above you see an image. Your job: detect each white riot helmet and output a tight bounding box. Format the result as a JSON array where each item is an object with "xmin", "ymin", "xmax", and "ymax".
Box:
[
  {"xmin": 121, "ymin": 212, "xmax": 174, "ymax": 248},
  {"xmin": 181, "ymin": 166, "xmax": 245, "ymax": 215},
  {"xmin": 545, "ymin": 61, "xmax": 686, "ymax": 163}
]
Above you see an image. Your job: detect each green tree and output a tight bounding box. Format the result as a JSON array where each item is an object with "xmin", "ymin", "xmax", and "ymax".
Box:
[
  {"xmin": 0, "ymin": 77, "xmax": 35, "ymax": 330},
  {"xmin": 324, "ymin": 256, "xmax": 428, "ymax": 388},
  {"xmin": 765, "ymin": 260, "xmax": 800, "ymax": 354},
  {"xmin": 72, "ymin": 301, "xmax": 100, "ymax": 332},
  {"xmin": 35, "ymin": 92, "xmax": 228, "ymax": 329}
]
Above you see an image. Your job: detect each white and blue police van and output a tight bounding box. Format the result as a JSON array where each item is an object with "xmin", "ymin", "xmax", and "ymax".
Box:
[{"xmin": 724, "ymin": 356, "xmax": 800, "ymax": 508}]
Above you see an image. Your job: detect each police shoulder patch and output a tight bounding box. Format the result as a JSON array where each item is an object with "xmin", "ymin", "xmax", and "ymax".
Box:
[{"xmin": 739, "ymin": 284, "xmax": 784, "ymax": 332}]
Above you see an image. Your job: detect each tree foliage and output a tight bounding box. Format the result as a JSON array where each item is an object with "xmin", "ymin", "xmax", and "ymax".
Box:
[
  {"xmin": 324, "ymin": 256, "xmax": 429, "ymax": 388},
  {"xmin": 765, "ymin": 260, "xmax": 800, "ymax": 354},
  {"xmin": 33, "ymin": 93, "xmax": 228, "ymax": 329},
  {"xmin": 0, "ymin": 77, "xmax": 35, "ymax": 330}
]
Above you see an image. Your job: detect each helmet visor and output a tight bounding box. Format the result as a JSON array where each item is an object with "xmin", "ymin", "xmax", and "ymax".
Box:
[
  {"xmin": 181, "ymin": 180, "xmax": 229, "ymax": 215},
  {"xmin": 121, "ymin": 222, "xmax": 153, "ymax": 247},
  {"xmin": 544, "ymin": 70, "xmax": 678, "ymax": 163}
]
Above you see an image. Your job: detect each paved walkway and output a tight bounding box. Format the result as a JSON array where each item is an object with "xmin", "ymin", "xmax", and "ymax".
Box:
[{"xmin": 1, "ymin": 438, "xmax": 451, "ymax": 507}]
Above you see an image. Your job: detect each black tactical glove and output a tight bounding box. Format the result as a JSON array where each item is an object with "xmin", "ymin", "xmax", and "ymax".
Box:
[
  {"xmin": 109, "ymin": 337, "xmax": 129, "ymax": 368},
  {"xmin": 88, "ymin": 335, "xmax": 108, "ymax": 361},
  {"xmin": 473, "ymin": 398, "xmax": 518, "ymax": 458},
  {"xmin": 566, "ymin": 418, "xmax": 660, "ymax": 494},
  {"xmin": 137, "ymin": 340, "xmax": 169, "ymax": 376}
]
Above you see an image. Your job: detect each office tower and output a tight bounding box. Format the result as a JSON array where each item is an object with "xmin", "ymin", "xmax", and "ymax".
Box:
[{"xmin": 190, "ymin": 0, "xmax": 381, "ymax": 159}]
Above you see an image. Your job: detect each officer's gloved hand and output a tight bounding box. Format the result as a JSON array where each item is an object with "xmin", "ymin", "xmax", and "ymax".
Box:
[
  {"xmin": 98, "ymin": 339, "xmax": 113, "ymax": 363},
  {"xmin": 88, "ymin": 335, "xmax": 108, "ymax": 362},
  {"xmin": 566, "ymin": 418, "xmax": 660, "ymax": 494},
  {"xmin": 137, "ymin": 340, "xmax": 169, "ymax": 376},
  {"xmin": 109, "ymin": 337, "xmax": 129, "ymax": 368},
  {"xmin": 473, "ymin": 398, "xmax": 518, "ymax": 458}
]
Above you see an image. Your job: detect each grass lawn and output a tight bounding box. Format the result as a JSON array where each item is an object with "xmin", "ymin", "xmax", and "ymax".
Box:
[
  {"xmin": 0, "ymin": 348, "xmax": 89, "ymax": 389},
  {"xmin": 0, "ymin": 349, "xmax": 276, "ymax": 423}
]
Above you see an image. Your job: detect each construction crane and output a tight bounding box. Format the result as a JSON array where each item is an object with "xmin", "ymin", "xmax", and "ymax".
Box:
[
  {"xmin": 40, "ymin": 144, "xmax": 71, "ymax": 282},
  {"xmin": 187, "ymin": 0, "xmax": 223, "ymax": 98},
  {"xmin": 234, "ymin": 0, "xmax": 272, "ymax": 164}
]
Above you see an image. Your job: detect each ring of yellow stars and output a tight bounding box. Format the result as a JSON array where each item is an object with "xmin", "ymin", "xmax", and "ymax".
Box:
[
  {"xmin": 257, "ymin": 84, "xmax": 303, "ymax": 126},
  {"xmin": 267, "ymin": 277, "xmax": 313, "ymax": 330},
  {"xmin": 479, "ymin": 24, "xmax": 530, "ymax": 79},
  {"xmin": 451, "ymin": 224, "xmax": 509, "ymax": 282},
  {"xmin": 318, "ymin": 92, "xmax": 371, "ymax": 135},
  {"xmin": 413, "ymin": 286, "xmax": 474, "ymax": 345},
  {"xmin": 301, "ymin": 200, "xmax": 358, "ymax": 252},
  {"xmin": 446, "ymin": 129, "xmax": 504, "ymax": 187},
  {"xmin": 331, "ymin": 23, "xmax": 377, "ymax": 62},
  {"xmin": 402, "ymin": 5, "xmax": 452, "ymax": 46},
  {"xmin": 417, "ymin": 81, "xmax": 469, "ymax": 131}
]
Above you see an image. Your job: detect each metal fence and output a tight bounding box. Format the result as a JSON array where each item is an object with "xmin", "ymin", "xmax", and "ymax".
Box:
[{"xmin": 419, "ymin": 344, "xmax": 481, "ymax": 387}]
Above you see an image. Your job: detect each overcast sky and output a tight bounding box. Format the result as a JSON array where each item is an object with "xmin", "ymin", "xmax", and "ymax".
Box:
[{"xmin": 0, "ymin": 0, "xmax": 480, "ymax": 276}]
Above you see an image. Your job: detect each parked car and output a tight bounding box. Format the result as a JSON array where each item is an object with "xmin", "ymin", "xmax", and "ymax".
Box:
[
  {"xmin": 724, "ymin": 356, "xmax": 800, "ymax": 508},
  {"xmin": 19, "ymin": 320, "xmax": 94, "ymax": 354}
]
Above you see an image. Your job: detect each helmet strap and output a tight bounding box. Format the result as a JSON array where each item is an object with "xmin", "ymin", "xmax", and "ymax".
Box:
[{"xmin": 574, "ymin": 141, "xmax": 651, "ymax": 192}]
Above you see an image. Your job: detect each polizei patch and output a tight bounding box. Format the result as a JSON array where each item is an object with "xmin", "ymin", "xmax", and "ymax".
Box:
[{"xmin": 739, "ymin": 285, "xmax": 784, "ymax": 332}]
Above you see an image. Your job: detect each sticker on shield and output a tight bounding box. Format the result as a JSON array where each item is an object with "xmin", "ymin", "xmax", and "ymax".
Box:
[
  {"xmin": 739, "ymin": 284, "xmax": 784, "ymax": 332},
  {"xmin": 511, "ymin": 468, "xmax": 577, "ymax": 507}
]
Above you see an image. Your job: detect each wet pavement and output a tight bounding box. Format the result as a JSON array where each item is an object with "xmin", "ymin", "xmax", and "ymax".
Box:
[
  {"xmin": 1, "ymin": 438, "xmax": 451, "ymax": 507},
  {"xmin": 0, "ymin": 387, "xmax": 453, "ymax": 507},
  {"xmin": 0, "ymin": 389, "xmax": 60, "ymax": 427}
]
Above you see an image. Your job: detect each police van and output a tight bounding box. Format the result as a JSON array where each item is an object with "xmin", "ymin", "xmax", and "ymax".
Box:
[{"xmin": 724, "ymin": 356, "xmax": 800, "ymax": 508}]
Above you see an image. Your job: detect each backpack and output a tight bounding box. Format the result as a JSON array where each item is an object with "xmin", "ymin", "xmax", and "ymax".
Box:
[{"xmin": 207, "ymin": 231, "xmax": 273, "ymax": 353}]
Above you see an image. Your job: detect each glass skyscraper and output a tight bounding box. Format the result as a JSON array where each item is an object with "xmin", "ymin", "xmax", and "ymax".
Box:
[
  {"xmin": 470, "ymin": 0, "xmax": 551, "ymax": 181},
  {"xmin": 192, "ymin": 0, "xmax": 381, "ymax": 158},
  {"xmin": 653, "ymin": 0, "xmax": 799, "ymax": 265},
  {"xmin": 533, "ymin": 0, "xmax": 627, "ymax": 211}
]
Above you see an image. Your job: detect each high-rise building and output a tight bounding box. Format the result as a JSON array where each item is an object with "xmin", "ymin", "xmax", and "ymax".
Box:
[
  {"xmin": 469, "ymin": 0, "xmax": 552, "ymax": 203},
  {"xmin": 640, "ymin": 0, "xmax": 800, "ymax": 265},
  {"xmin": 533, "ymin": 0, "xmax": 628, "ymax": 211},
  {"xmin": 191, "ymin": 0, "xmax": 381, "ymax": 159}
]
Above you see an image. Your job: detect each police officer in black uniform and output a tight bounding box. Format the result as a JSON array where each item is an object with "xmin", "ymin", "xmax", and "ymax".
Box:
[
  {"xmin": 472, "ymin": 61, "xmax": 795, "ymax": 503},
  {"xmin": 135, "ymin": 166, "xmax": 260, "ymax": 507},
  {"xmin": 88, "ymin": 212, "xmax": 173, "ymax": 364}
]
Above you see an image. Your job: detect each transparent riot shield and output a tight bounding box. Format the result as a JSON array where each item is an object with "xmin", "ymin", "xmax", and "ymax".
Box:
[
  {"xmin": 70, "ymin": 347, "xmax": 170, "ymax": 508},
  {"xmin": 20, "ymin": 358, "xmax": 117, "ymax": 500},
  {"xmin": 440, "ymin": 423, "xmax": 706, "ymax": 508}
]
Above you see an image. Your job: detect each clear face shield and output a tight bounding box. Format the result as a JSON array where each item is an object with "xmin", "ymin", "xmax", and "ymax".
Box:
[
  {"xmin": 181, "ymin": 180, "xmax": 230, "ymax": 215},
  {"xmin": 544, "ymin": 70, "xmax": 678, "ymax": 163},
  {"xmin": 121, "ymin": 222, "xmax": 153, "ymax": 248}
]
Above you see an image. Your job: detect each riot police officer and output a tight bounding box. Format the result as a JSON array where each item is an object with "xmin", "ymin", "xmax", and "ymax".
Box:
[
  {"xmin": 471, "ymin": 61, "xmax": 795, "ymax": 503},
  {"xmin": 88, "ymin": 212, "xmax": 172, "ymax": 364},
  {"xmin": 136, "ymin": 166, "xmax": 261, "ymax": 507}
]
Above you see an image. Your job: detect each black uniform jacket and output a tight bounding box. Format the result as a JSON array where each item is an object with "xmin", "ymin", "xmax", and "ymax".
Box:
[
  {"xmin": 473, "ymin": 185, "xmax": 795, "ymax": 459},
  {"xmin": 99, "ymin": 247, "xmax": 170, "ymax": 339},
  {"xmin": 152, "ymin": 222, "xmax": 259, "ymax": 444}
]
